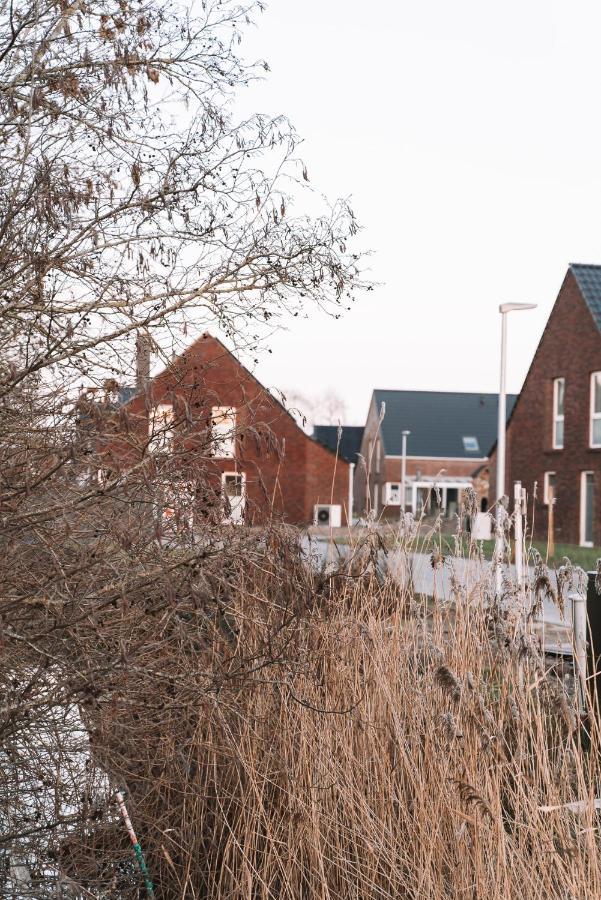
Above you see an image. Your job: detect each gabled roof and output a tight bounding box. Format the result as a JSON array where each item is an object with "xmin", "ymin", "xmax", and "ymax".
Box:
[
  {"xmin": 312, "ymin": 425, "xmax": 364, "ymax": 464},
  {"xmin": 372, "ymin": 390, "xmax": 517, "ymax": 459},
  {"xmin": 569, "ymin": 264, "xmax": 601, "ymax": 331},
  {"xmin": 116, "ymin": 332, "xmax": 349, "ymax": 465}
]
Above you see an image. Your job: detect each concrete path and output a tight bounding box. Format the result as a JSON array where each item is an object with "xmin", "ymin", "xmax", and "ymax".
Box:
[{"xmin": 305, "ymin": 536, "xmax": 573, "ymax": 655}]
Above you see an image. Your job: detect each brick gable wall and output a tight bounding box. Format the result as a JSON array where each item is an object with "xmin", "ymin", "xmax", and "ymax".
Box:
[
  {"xmin": 493, "ymin": 271, "xmax": 601, "ymax": 545},
  {"xmin": 100, "ymin": 334, "xmax": 350, "ymax": 526}
]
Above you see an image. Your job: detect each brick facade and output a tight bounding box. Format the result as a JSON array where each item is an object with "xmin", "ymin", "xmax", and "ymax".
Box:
[
  {"xmin": 101, "ymin": 334, "xmax": 351, "ymax": 526},
  {"xmin": 491, "ymin": 270, "xmax": 601, "ymax": 546}
]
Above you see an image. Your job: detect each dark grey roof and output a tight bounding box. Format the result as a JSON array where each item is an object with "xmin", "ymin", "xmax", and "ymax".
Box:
[
  {"xmin": 313, "ymin": 425, "xmax": 364, "ymax": 464},
  {"xmin": 570, "ymin": 264, "xmax": 601, "ymax": 330},
  {"xmin": 118, "ymin": 386, "xmax": 137, "ymax": 406},
  {"xmin": 373, "ymin": 390, "xmax": 517, "ymax": 459}
]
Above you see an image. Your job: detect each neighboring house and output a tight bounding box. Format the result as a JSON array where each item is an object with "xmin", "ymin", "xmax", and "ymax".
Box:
[
  {"xmin": 491, "ymin": 264, "xmax": 601, "ymax": 547},
  {"xmin": 355, "ymin": 390, "xmax": 516, "ymax": 521},
  {"xmin": 98, "ymin": 333, "xmax": 352, "ymax": 527}
]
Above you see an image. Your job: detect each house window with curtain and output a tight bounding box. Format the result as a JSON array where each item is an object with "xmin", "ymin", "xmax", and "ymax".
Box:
[
  {"xmin": 552, "ymin": 377, "xmax": 565, "ymax": 449},
  {"xmin": 590, "ymin": 373, "xmax": 601, "ymax": 448}
]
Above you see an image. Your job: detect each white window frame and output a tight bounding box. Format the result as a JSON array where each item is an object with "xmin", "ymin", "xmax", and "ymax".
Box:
[
  {"xmin": 383, "ymin": 482, "xmax": 401, "ymax": 506},
  {"xmin": 590, "ymin": 372, "xmax": 601, "ymax": 448},
  {"xmin": 552, "ymin": 377, "xmax": 565, "ymax": 449},
  {"xmin": 462, "ymin": 436, "xmax": 480, "ymax": 453},
  {"xmin": 543, "ymin": 471, "xmax": 556, "ymax": 506},
  {"xmin": 222, "ymin": 471, "xmax": 246, "ymax": 523},
  {"xmin": 149, "ymin": 403, "xmax": 174, "ymax": 453},
  {"xmin": 211, "ymin": 406, "xmax": 236, "ymax": 458},
  {"xmin": 580, "ymin": 471, "xmax": 594, "ymax": 548},
  {"xmin": 222, "ymin": 471, "xmax": 246, "ymax": 495}
]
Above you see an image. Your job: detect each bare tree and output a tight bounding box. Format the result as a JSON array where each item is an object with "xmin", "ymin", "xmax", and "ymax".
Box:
[
  {"xmin": 283, "ymin": 388, "xmax": 348, "ymax": 433},
  {"xmin": 0, "ymin": 1, "xmax": 363, "ymax": 895},
  {"xmin": 1, "ymin": 0, "xmax": 361, "ymax": 389}
]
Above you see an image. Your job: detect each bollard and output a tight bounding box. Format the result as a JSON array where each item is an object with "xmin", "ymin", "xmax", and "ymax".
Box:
[
  {"xmin": 570, "ymin": 589, "xmax": 588, "ymax": 715},
  {"xmin": 513, "ymin": 482, "xmax": 528, "ymax": 616}
]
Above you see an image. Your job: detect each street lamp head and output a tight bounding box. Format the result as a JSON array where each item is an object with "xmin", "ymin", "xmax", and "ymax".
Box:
[
  {"xmin": 402, "ymin": 430, "xmax": 411, "ymax": 436},
  {"xmin": 499, "ymin": 302, "xmax": 537, "ymax": 314}
]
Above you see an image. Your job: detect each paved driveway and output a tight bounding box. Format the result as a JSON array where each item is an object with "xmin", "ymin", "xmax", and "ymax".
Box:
[{"xmin": 304, "ymin": 536, "xmax": 573, "ymax": 655}]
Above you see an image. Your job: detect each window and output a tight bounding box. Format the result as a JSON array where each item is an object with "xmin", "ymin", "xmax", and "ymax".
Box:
[
  {"xmin": 223, "ymin": 473, "xmax": 244, "ymax": 497},
  {"xmin": 552, "ymin": 377, "xmax": 565, "ymax": 449},
  {"xmin": 211, "ymin": 407, "xmax": 236, "ymax": 457},
  {"xmin": 384, "ymin": 482, "xmax": 401, "ymax": 505},
  {"xmin": 222, "ymin": 472, "xmax": 246, "ymax": 523},
  {"xmin": 375, "ymin": 439, "xmax": 381, "ymax": 474},
  {"xmin": 543, "ymin": 471, "xmax": 556, "ymax": 506},
  {"xmin": 149, "ymin": 403, "xmax": 174, "ymax": 453},
  {"xmin": 580, "ymin": 471, "xmax": 594, "ymax": 547},
  {"xmin": 591, "ymin": 373, "xmax": 601, "ymax": 447},
  {"xmin": 462, "ymin": 436, "xmax": 480, "ymax": 453}
]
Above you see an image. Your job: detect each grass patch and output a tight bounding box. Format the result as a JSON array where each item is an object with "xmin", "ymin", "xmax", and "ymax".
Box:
[{"xmin": 444, "ymin": 536, "xmax": 601, "ymax": 571}]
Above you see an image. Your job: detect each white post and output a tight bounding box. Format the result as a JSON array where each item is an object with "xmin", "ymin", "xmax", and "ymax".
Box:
[
  {"xmin": 513, "ymin": 481, "xmax": 522, "ymax": 593},
  {"xmin": 348, "ymin": 461, "xmax": 355, "ymax": 527},
  {"xmin": 495, "ymin": 311, "xmax": 508, "ymax": 598},
  {"xmin": 495, "ymin": 303, "xmax": 537, "ymax": 598},
  {"xmin": 400, "ymin": 430, "xmax": 410, "ymax": 519},
  {"xmin": 571, "ymin": 590, "xmax": 587, "ymax": 714},
  {"xmin": 496, "ymin": 312, "xmax": 508, "ymax": 509},
  {"xmin": 513, "ymin": 481, "xmax": 528, "ymax": 615}
]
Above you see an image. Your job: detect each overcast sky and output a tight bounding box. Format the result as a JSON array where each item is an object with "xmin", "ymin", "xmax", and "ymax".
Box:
[{"xmin": 226, "ymin": 0, "xmax": 601, "ymax": 425}]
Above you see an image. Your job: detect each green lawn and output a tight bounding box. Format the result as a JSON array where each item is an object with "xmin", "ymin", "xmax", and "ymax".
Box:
[
  {"xmin": 443, "ymin": 537, "xmax": 601, "ymax": 571},
  {"xmin": 313, "ymin": 526, "xmax": 601, "ymax": 571}
]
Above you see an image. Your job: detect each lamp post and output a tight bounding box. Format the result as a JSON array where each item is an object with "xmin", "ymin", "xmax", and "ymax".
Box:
[
  {"xmin": 400, "ymin": 430, "xmax": 411, "ymax": 518},
  {"xmin": 348, "ymin": 461, "xmax": 355, "ymax": 528},
  {"xmin": 495, "ymin": 302, "xmax": 537, "ymax": 595}
]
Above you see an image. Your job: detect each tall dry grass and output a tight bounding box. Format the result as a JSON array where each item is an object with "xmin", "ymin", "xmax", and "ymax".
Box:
[{"xmin": 89, "ymin": 525, "xmax": 601, "ymax": 899}]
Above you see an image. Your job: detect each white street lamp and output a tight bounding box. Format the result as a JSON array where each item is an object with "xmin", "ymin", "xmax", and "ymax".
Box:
[
  {"xmin": 400, "ymin": 430, "xmax": 411, "ymax": 518},
  {"xmin": 495, "ymin": 302, "xmax": 537, "ymax": 595}
]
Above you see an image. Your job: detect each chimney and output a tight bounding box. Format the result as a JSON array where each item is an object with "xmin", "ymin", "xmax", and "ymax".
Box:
[{"xmin": 136, "ymin": 331, "xmax": 151, "ymax": 392}]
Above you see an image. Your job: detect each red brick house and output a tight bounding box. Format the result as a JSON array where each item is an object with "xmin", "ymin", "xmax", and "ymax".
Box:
[
  {"xmin": 494, "ymin": 264, "xmax": 601, "ymax": 547},
  {"xmin": 355, "ymin": 389, "xmax": 516, "ymax": 521},
  {"xmin": 98, "ymin": 333, "xmax": 351, "ymax": 527}
]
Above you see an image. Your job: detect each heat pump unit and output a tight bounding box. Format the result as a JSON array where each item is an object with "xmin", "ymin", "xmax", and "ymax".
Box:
[{"xmin": 314, "ymin": 504, "xmax": 342, "ymax": 527}]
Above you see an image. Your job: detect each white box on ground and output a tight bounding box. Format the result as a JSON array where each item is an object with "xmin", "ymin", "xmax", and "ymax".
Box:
[{"xmin": 472, "ymin": 512, "xmax": 492, "ymax": 540}]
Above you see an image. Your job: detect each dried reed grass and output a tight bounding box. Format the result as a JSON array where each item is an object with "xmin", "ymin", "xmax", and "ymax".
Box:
[{"xmin": 79, "ymin": 526, "xmax": 601, "ymax": 899}]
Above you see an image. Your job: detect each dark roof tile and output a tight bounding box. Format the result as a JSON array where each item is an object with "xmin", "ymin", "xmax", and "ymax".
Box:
[
  {"xmin": 570, "ymin": 264, "xmax": 601, "ymax": 331},
  {"xmin": 312, "ymin": 425, "xmax": 364, "ymax": 464},
  {"xmin": 372, "ymin": 390, "xmax": 516, "ymax": 458}
]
